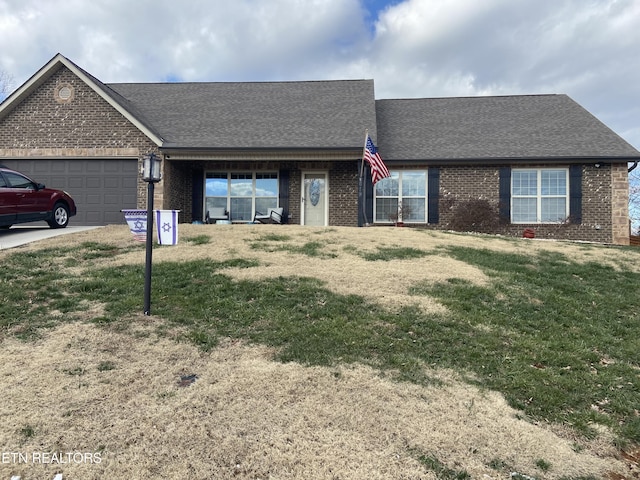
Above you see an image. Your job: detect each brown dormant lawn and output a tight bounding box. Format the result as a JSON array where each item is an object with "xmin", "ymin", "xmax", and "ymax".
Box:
[{"xmin": 1, "ymin": 224, "xmax": 638, "ymax": 479}]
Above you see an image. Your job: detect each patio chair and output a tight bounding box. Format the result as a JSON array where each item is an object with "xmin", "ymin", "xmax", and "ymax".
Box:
[
  {"xmin": 205, "ymin": 207, "xmax": 229, "ymax": 224},
  {"xmin": 254, "ymin": 207, "xmax": 284, "ymax": 224}
]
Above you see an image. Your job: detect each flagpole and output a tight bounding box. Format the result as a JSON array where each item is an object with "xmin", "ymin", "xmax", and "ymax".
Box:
[{"xmin": 360, "ymin": 130, "xmax": 369, "ymax": 226}]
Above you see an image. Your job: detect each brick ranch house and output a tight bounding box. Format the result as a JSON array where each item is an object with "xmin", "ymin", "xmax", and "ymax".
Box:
[{"xmin": 1, "ymin": 53, "xmax": 638, "ymax": 244}]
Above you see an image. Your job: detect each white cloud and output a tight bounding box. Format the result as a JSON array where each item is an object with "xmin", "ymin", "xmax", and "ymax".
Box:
[
  {"xmin": 0, "ymin": 0, "xmax": 639, "ymax": 148},
  {"xmin": 358, "ymin": 0, "xmax": 640, "ymax": 147}
]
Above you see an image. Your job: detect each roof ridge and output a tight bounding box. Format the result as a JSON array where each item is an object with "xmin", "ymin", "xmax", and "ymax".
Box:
[
  {"xmin": 377, "ymin": 93, "xmax": 564, "ymax": 102},
  {"xmin": 106, "ymin": 78, "xmax": 373, "ymax": 87}
]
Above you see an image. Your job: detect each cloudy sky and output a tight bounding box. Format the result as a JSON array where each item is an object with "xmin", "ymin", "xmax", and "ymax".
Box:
[{"xmin": 1, "ymin": 0, "xmax": 639, "ymax": 150}]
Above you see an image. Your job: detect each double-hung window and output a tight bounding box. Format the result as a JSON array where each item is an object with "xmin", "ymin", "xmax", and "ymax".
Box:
[
  {"xmin": 206, "ymin": 172, "xmax": 278, "ymax": 221},
  {"xmin": 374, "ymin": 170, "xmax": 427, "ymax": 223},
  {"xmin": 511, "ymin": 169, "xmax": 568, "ymax": 223}
]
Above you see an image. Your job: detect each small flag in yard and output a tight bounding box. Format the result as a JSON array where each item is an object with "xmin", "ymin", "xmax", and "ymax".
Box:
[
  {"xmin": 363, "ymin": 134, "xmax": 390, "ymax": 185},
  {"xmin": 122, "ymin": 209, "xmax": 147, "ymax": 242},
  {"xmin": 155, "ymin": 210, "xmax": 179, "ymax": 245}
]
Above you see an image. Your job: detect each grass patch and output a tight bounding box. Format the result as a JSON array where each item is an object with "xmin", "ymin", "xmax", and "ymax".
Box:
[
  {"xmin": 421, "ymin": 246, "xmax": 640, "ymax": 443},
  {"xmin": 97, "ymin": 361, "xmax": 116, "ymax": 372},
  {"xmin": 361, "ymin": 246, "xmax": 431, "ymax": 261},
  {"xmin": 62, "ymin": 366, "xmax": 86, "ymax": 377},
  {"xmin": 20, "ymin": 424, "xmax": 35, "ymax": 440},
  {"xmin": 409, "ymin": 448, "xmax": 471, "ymax": 479},
  {"xmin": 249, "ymin": 235, "xmax": 337, "ymax": 258},
  {"xmin": 535, "ymin": 458, "xmax": 552, "ymax": 472},
  {"xmin": 253, "ymin": 233, "xmax": 292, "ymax": 242},
  {"xmin": 183, "ymin": 234, "xmax": 211, "ymax": 245},
  {"xmin": 1, "ymin": 238, "xmax": 640, "ymax": 447}
]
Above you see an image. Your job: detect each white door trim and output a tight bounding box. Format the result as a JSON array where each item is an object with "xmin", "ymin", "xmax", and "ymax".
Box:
[{"xmin": 301, "ymin": 171, "xmax": 329, "ymax": 226}]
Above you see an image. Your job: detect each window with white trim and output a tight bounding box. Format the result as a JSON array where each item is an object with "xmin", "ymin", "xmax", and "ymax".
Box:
[
  {"xmin": 511, "ymin": 168, "xmax": 568, "ymax": 223},
  {"xmin": 205, "ymin": 172, "xmax": 278, "ymax": 221},
  {"xmin": 374, "ymin": 170, "xmax": 427, "ymax": 223}
]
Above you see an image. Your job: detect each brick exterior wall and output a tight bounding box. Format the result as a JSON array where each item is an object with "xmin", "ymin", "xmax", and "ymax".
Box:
[
  {"xmin": 438, "ymin": 166, "xmax": 500, "ymax": 226},
  {"xmin": 164, "ymin": 160, "xmax": 196, "ymax": 222},
  {"xmin": 0, "ymin": 66, "xmax": 159, "ymax": 209},
  {"xmin": 280, "ymin": 161, "xmax": 360, "ymax": 226},
  {"xmin": 329, "ymin": 161, "xmax": 360, "ymax": 226},
  {"xmin": 172, "ymin": 160, "xmax": 630, "ymax": 244},
  {"xmin": 0, "ymin": 65, "xmax": 630, "ymax": 244},
  {"xmin": 429, "ymin": 163, "xmax": 628, "ymax": 244}
]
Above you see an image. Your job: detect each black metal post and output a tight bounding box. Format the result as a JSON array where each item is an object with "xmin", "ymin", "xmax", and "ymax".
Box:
[{"xmin": 143, "ymin": 181, "xmax": 154, "ymax": 315}]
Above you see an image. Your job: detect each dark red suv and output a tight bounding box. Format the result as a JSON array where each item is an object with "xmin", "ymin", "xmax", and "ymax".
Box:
[{"xmin": 0, "ymin": 165, "xmax": 77, "ymax": 229}]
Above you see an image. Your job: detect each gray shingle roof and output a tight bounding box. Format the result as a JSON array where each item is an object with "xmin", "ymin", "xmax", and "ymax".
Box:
[
  {"xmin": 108, "ymin": 80, "xmax": 376, "ymax": 149},
  {"xmin": 62, "ymin": 58, "xmax": 166, "ymax": 143},
  {"xmin": 376, "ymin": 94, "xmax": 640, "ymax": 161},
  {"xmin": 6, "ymin": 53, "xmax": 638, "ymax": 161}
]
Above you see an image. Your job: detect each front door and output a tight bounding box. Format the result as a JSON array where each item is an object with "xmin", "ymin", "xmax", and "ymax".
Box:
[{"xmin": 301, "ymin": 172, "xmax": 328, "ymax": 226}]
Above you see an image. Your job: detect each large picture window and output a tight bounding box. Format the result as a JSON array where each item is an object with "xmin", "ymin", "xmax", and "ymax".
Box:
[
  {"xmin": 511, "ymin": 169, "xmax": 568, "ymax": 223},
  {"xmin": 374, "ymin": 171, "xmax": 427, "ymax": 223},
  {"xmin": 206, "ymin": 172, "xmax": 278, "ymax": 221}
]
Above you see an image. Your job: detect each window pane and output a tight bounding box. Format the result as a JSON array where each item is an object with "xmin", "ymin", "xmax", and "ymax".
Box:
[
  {"xmin": 5, "ymin": 172, "xmax": 34, "ymax": 189},
  {"xmin": 230, "ymin": 198, "xmax": 252, "ymax": 221},
  {"xmin": 205, "ymin": 197, "xmax": 227, "ymax": 212},
  {"xmin": 375, "ymin": 172, "xmax": 399, "ymax": 196},
  {"xmin": 402, "ymin": 172, "xmax": 426, "ymax": 196},
  {"xmin": 541, "ymin": 170, "xmax": 566, "ymax": 195},
  {"xmin": 541, "ymin": 198, "xmax": 567, "ymax": 222},
  {"xmin": 255, "ymin": 197, "xmax": 277, "ymax": 214},
  {"xmin": 256, "ymin": 175, "xmax": 278, "ymax": 197},
  {"xmin": 402, "ymin": 198, "xmax": 425, "ymax": 222},
  {"xmin": 206, "ymin": 174, "xmax": 228, "ymax": 196},
  {"xmin": 375, "ymin": 198, "xmax": 398, "ymax": 222},
  {"xmin": 512, "ymin": 171, "xmax": 537, "ymax": 196},
  {"xmin": 512, "ymin": 198, "xmax": 537, "ymax": 222},
  {"xmin": 230, "ymin": 174, "xmax": 252, "ymax": 197}
]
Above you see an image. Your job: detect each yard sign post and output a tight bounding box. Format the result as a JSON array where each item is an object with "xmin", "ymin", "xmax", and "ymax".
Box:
[{"xmin": 141, "ymin": 153, "xmax": 162, "ymax": 315}]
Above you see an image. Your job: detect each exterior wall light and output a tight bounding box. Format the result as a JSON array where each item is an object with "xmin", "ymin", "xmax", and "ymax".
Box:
[{"xmin": 142, "ymin": 153, "xmax": 162, "ymax": 182}]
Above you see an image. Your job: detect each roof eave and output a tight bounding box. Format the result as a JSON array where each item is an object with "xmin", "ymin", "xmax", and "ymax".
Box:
[
  {"xmin": 384, "ymin": 155, "xmax": 640, "ymax": 166},
  {"xmin": 160, "ymin": 145, "xmax": 363, "ymax": 160}
]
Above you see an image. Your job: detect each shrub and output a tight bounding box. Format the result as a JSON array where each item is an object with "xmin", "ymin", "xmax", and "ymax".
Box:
[{"xmin": 448, "ymin": 199, "xmax": 501, "ymax": 234}]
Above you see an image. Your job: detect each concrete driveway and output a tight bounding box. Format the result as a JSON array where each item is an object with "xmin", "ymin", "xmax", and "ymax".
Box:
[{"xmin": 0, "ymin": 224, "xmax": 101, "ymax": 250}]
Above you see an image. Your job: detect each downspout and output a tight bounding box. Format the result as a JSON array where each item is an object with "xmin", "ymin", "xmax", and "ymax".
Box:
[{"xmin": 629, "ymin": 161, "xmax": 638, "ymax": 173}]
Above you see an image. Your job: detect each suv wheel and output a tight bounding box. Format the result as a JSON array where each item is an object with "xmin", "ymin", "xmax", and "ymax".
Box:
[{"xmin": 48, "ymin": 203, "xmax": 70, "ymax": 229}]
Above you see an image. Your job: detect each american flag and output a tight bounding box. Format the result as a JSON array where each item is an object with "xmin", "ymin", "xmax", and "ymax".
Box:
[{"xmin": 363, "ymin": 134, "xmax": 390, "ymax": 185}]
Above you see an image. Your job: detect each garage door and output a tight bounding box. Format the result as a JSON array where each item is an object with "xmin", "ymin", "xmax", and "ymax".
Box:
[{"xmin": 2, "ymin": 159, "xmax": 138, "ymax": 226}]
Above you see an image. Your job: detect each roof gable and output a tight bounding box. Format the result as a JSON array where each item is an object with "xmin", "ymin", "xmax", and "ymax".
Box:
[
  {"xmin": 376, "ymin": 94, "xmax": 640, "ymax": 161},
  {"xmin": 0, "ymin": 53, "xmax": 164, "ymax": 146}
]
